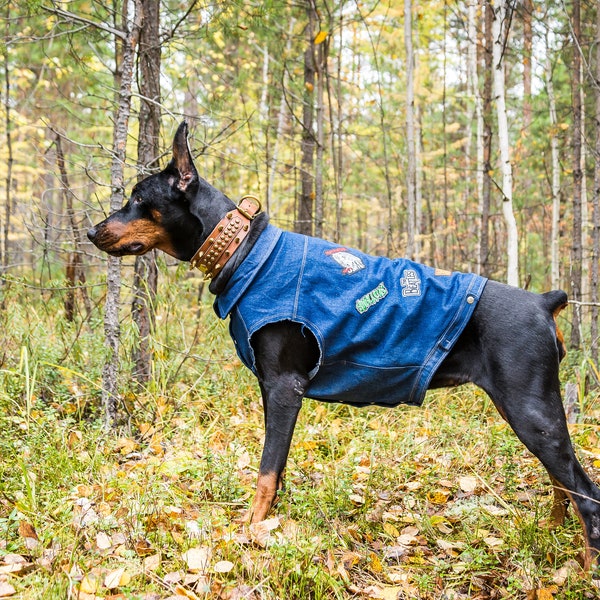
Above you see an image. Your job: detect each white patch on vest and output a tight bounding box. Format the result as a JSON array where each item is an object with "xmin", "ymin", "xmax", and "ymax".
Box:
[
  {"xmin": 401, "ymin": 269, "xmax": 422, "ymax": 297},
  {"xmin": 325, "ymin": 247, "xmax": 365, "ymax": 275}
]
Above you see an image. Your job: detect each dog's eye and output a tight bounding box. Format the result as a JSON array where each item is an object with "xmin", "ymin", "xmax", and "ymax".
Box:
[{"xmin": 132, "ymin": 196, "xmax": 144, "ymax": 206}]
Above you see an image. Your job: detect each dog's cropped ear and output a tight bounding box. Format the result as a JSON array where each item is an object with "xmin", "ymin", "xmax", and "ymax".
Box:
[{"xmin": 170, "ymin": 121, "xmax": 198, "ymax": 193}]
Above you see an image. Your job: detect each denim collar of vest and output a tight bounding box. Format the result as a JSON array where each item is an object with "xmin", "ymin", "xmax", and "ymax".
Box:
[{"xmin": 213, "ymin": 224, "xmax": 283, "ymax": 319}]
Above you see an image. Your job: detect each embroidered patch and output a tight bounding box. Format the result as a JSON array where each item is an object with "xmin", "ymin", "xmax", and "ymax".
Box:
[
  {"xmin": 355, "ymin": 282, "xmax": 388, "ymax": 314},
  {"xmin": 401, "ymin": 269, "xmax": 421, "ymax": 297},
  {"xmin": 326, "ymin": 247, "xmax": 365, "ymax": 275}
]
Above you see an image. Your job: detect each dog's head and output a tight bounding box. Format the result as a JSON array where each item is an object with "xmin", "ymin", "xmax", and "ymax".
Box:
[{"xmin": 88, "ymin": 121, "xmax": 236, "ymax": 262}]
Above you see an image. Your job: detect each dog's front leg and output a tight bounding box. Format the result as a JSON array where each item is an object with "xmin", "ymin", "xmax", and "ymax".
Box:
[
  {"xmin": 249, "ymin": 322, "xmax": 319, "ymax": 523},
  {"xmin": 251, "ymin": 382, "xmax": 303, "ymax": 522}
]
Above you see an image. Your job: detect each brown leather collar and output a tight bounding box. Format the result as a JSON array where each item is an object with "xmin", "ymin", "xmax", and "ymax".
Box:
[{"xmin": 189, "ymin": 195, "xmax": 262, "ymax": 279}]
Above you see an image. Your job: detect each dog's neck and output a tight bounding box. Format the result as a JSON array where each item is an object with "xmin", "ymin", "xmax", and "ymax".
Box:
[{"xmin": 206, "ymin": 212, "xmax": 269, "ymax": 295}]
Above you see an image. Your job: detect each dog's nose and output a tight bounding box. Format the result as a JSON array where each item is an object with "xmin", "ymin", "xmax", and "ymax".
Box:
[{"xmin": 87, "ymin": 227, "xmax": 97, "ymax": 241}]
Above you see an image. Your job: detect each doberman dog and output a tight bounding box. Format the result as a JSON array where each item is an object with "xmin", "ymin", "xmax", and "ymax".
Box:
[{"xmin": 88, "ymin": 121, "xmax": 600, "ymax": 568}]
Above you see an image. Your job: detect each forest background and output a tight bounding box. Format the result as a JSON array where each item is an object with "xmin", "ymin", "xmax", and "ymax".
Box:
[{"xmin": 2, "ymin": 0, "xmax": 600, "ymax": 598}]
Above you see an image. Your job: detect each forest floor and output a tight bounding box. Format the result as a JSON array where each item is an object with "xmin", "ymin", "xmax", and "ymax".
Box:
[{"xmin": 1, "ymin": 272, "xmax": 600, "ymax": 599}]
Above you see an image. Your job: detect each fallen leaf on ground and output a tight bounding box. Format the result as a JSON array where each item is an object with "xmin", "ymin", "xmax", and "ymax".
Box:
[
  {"xmin": 0, "ymin": 582, "xmax": 16, "ymax": 598},
  {"xmin": 428, "ymin": 489, "xmax": 451, "ymax": 504},
  {"xmin": 80, "ymin": 572, "xmax": 101, "ymax": 594},
  {"xmin": 182, "ymin": 546, "xmax": 211, "ymax": 573},
  {"xmin": 143, "ymin": 553, "xmax": 160, "ymax": 572},
  {"xmin": 104, "ymin": 567, "xmax": 130, "ymax": 589},
  {"xmin": 552, "ymin": 559, "xmax": 580, "ymax": 586},
  {"xmin": 483, "ymin": 536, "xmax": 504, "ymax": 548},
  {"xmin": 213, "ymin": 560, "xmax": 234, "ymax": 573},
  {"xmin": 459, "ymin": 475, "xmax": 478, "ymax": 493},
  {"xmin": 249, "ymin": 517, "xmax": 280, "ymax": 548},
  {"xmin": 18, "ymin": 521, "xmax": 39, "ymax": 550},
  {"xmin": 96, "ymin": 531, "xmax": 112, "ymax": 551}
]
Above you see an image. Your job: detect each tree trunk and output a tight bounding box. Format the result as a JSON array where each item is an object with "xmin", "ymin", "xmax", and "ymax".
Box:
[
  {"xmin": 591, "ymin": 0, "xmax": 600, "ymax": 367},
  {"xmin": 314, "ymin": 29, "xmax": 328, "ymax": 239},
  {"xmin": 545, "ymin": 33, "xmax": 561, "ymax": 292},
  {"xmin": 405, "ymin": 0, "xmax": 417, "ymax": 260},
  {"xmin": 3, "ymin": 3, "xmax": 12, "ymax": 270},
  {"xmin": 492, "ymin": 0, "xmax": 519, "ymax": 287},
  {"xmin": 323, "ymin": 6, "xmax": 344, "ymax": 242},
  {"xmin": 132, "ymin": 0, "xmax": 161, "ymax": 386},
  {"xmin": 469, "ymin": 0, "xmax": 484, "ymax": 273},
  {"xmin": 267, "ymin": 17, "xmax": 295, "ymax": 214},
  {"xmin": 522, "ymin": 0, "xmax": 533, "ymax": 133},
  {"xmin": 297, "ymin": 0, "xmax": 316, "ymax": 236},
  {"xmin": 103, "ymin": 0, "xmax": 142, "ymax": 428},
  {"xmin": 570, "ymin": 0, "xmax": 583, "ymax": 348},
  {"xmin": 54, "ymin": 132, "xmax": 92, "ymax": 320},
  {"xmin": 480, "ymin": 0, "xmax": 493, "ymax": 277}
]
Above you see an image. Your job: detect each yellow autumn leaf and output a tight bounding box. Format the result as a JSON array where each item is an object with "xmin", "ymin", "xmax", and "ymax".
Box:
[
  {"xmin": 80, "ymin": 572, "xmax": 101, "ymax": 594},
  {"xmin": 104, "ymin": 566, "xmax": 130, "ymax": 589},
  {"xmin": 314, "ymin": 30, "xmax": 328, "ymax": 44},
  {"xmin": 428, "ymin": 489, "xmax": 451, "ymax": 504},
  {"xmin": 369, "ymin": 552, "xmax": 383, "ymax": 573}
]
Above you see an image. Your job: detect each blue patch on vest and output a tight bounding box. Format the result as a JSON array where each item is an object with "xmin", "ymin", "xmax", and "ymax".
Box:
[{"xmin": 214, "ymin": 225, "xmax": 487, "ymax": 407}]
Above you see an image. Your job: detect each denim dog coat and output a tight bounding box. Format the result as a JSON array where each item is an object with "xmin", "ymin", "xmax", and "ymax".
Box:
[{"xmin": 214, "ymin": 225, "xmax": 487, "ymax": 407}]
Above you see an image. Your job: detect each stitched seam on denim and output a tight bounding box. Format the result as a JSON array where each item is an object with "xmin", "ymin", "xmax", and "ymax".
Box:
[
  {"xmin": 293, "ymin": 236, "xmax": 309, "ymax": 319},
  {"xmin": 408, "ymin": 275, "xmax": 488, "ymax": 405}
]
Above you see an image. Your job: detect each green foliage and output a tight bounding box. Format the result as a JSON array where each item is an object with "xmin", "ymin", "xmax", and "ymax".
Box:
[{"xmin": 0, "ymin": 274, "xmax": 599, "ymax": 597}]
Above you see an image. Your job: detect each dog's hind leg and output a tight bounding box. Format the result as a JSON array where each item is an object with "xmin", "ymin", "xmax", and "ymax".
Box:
[
  {"xmin": 433, "ymin": 281, "xmax": 600, "ymax": 568},
  {"xmin": 492, "ymin": 385, "xmax": 600, "ymax": 568},
  {"xmin": 249, "ymin": 321, "xmax": 319, "ymax": 523}
]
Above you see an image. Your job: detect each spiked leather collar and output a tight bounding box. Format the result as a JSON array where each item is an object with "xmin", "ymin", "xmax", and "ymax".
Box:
[{"xmin": 189, "ymin": 195, "xmax": 262, "ymax": 280}]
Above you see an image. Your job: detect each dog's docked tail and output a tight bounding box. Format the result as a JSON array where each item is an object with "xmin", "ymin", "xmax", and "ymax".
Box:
[{"xmin": 542, "ymin": 290, "xmax": 569, "ymax": 362}]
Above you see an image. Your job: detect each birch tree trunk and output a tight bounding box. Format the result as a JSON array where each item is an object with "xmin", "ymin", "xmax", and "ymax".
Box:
[
  {"xmin": 570, "ymin": 0, "xmax": 583, "ymax": 348},
  {"xmin": 492, "ymin": 0, "xmax": 519, "ymax": 287},
  {"xmin": 579, "ymin": 64, "xmax": 589, "ymax": 311},
  {"xmin": 330, "ymin": 7, "xmax": 344, "ymax": 242},
  {"xmin": 132, "ymin": 0, "xmax": 160, "ymax": 386},
  {"xmin": 103, "ymin": 0, "xmax": 142, "ymax": 428},
  {"xmin": 545, "ymin": 34, "xmax": 561, "ymax": 292},
  {"xmin": 404, "ymin": 0, "xmax": 417, "ymax": 260}
]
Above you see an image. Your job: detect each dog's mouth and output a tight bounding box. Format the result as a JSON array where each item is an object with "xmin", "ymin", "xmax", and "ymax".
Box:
[{"xmin": 104, "ymin": 242, "xmax": 146, "ymax": 256}]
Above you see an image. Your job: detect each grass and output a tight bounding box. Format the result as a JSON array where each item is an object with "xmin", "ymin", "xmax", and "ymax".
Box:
[{"xmin": 1, "ymin": 265, "xmax": 600, "ymax": 598}]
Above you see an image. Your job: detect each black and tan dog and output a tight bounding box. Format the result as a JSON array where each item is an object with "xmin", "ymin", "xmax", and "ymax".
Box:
[{"xmin": 88, "ymin": 122, "xmax": 600, "ymax": 568}]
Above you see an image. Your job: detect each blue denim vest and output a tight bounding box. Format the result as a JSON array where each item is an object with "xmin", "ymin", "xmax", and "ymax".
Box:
[{"xmin": 214, "ymin": 225, "xmax": 487, "ymax": 407}]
